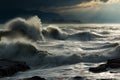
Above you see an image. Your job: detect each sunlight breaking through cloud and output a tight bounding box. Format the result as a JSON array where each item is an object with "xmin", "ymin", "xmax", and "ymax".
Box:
[
  {"xmin": 54, "ymin": 0, "xmax": 120, "ymax": 13},
  {"xmin": 76, "ymin": 0, "xmax": 104, "ymax": 8},
  {"xmin": 106, "ymin": 0, "xmax": 120, "ymax": 4}
]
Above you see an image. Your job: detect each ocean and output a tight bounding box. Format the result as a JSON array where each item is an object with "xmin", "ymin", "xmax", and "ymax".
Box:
[{"xmin": 0, "ymin": 16, "xmax": 120, "ymax": 80}]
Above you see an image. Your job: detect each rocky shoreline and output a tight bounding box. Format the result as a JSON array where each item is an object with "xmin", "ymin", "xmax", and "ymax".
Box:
[
  {"xmin": 1, "ymin": 58, "xmax": 120, "ymax": 79},
  {"xmin": 0, "ymin": 58, "xmax": 30, "ymax": 77},
  {"xmin": 89, "ymin": 58, "xmax": 120, "ymax": 73},
  {"xmin": 20, "ymin": 76, "xmax": 46, "ymax": 80},
  {"xmin": 0, "ymin": 58, "xmax": 46, "ymax": 80}
]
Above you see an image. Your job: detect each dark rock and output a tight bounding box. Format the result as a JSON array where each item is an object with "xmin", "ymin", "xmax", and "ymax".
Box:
[
  {"xmin": 22, "ymin": 76, "xmax": 46, "ymax": 80},
  {"xmin": 73, "ymin": 76, "xmax": 86, "ymax": 80},
  {"xmin": 107, "ymin": 63, "xmax": 120, "ymax": 68},
  {"xmin": 0, "ymin": 58, "xmax": 30, "ymax": 77},
  {"xmin": 106, "ymin": 58, "xmax": 120, "ymax": 68},
  {"xmin": 107, "ymin": 58, "xmax": 120, "ymax": 64},
  {"xmin": 89, "ymin": 58, "xmax": 120, "ymax": 73},
  {"xmin": 89, "ymin": 64, "xmax": 107, "ymax": 73},
  {"xmin": 96, "ymin": 79, "xmax": 117, "ymax": 80}
]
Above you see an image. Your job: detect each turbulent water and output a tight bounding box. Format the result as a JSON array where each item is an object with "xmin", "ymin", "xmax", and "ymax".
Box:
[{"xmin": 1, "ymin": 16, "xmax": 120, "ymax": 80}]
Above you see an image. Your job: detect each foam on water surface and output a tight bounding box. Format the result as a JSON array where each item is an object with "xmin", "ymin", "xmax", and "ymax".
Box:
[{"xmin": 1, "ymin": 17, "xmax": 120, "ymax": 79}]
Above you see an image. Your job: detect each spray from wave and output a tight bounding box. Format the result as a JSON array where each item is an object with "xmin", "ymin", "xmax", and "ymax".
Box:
[
  {"xmin": 42, "ymin": 25, "xmax": 105, "ymax": 41},
  {"xmin": 68, "ymin": 31, "xmax": 104, "ymax": 41},
  {"xmin": 0, "ymin": 16, "xmax": 44, "ymax": 41},
  {"xmin": 42, "ymin": 25, "xmax": 68, "ymax": 40},
  {"xmin": 0, "ymin": 16, "xmax": 48, "ymax": 67},
  {"xmin": 0, "ymin": 41, "xmax": 50, "ymax": 67},
  {"xmin": 1, "ymin": 17, "xmax": 120, "ymax": 67}
]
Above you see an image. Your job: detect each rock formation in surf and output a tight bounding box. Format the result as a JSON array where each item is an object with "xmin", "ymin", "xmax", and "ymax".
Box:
[
  {"xmin": 89, "ymin": 58, "xmax": 120, "ymax": 73},
  {"xmin": 0, "ymin": 59, "xmax": 30, "ymax": 77},
  {"xmin": 21, "ymin": 76, "xmax": 46, "ymax": 80}
]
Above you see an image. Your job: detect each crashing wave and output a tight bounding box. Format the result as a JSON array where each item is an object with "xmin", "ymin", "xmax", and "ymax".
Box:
[
  {"xmin": 0, "ymin": 16, "xmax": 44, "ymax": 41},
  {"xmin": 0, "ymin": 41, "xmax": 49, "ymax": 66},
  {"xmin": 68, "ymin": 31, "xmax": 104, "ymax": 41},
  {"xmin": 42, "ymin": 25, "xmax": 68, "ymax": 40}
]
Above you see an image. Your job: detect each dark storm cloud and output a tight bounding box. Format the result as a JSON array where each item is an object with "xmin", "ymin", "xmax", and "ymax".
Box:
[
  {"xmin": 0, "ymin": 0, "xmax": 110, "ymax": 23},
  {"xmin": 101, "ymin": 0, "xmax": 109, "ymax": 2},
  {"xmin": 0, "ymin": 0, "xmax": 109, "ymax": 10},
  {"xmin": 0, "ymin": 0, "xmax": 92, "ymax": 10}
]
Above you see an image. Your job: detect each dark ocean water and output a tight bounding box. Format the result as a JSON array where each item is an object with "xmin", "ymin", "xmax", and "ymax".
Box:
[{"xmin": 0, "ymin": 16, "xmax": 120, "ymax": 80}]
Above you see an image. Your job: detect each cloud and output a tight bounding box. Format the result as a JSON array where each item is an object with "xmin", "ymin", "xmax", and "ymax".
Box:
[
  {"xmin": 101, "ymin": 0, "xmax": 109, "ymax": 2},
  {"xmin": 77, "ymin": 0, "xmax": 104, "ymax": 7},
  {"xmin": 45, "ymin": 0, "xmax": 107, "ymax": 13},
  {"xmin": 0, "ymin": 0, "xmax": 108, "ymax": 10},
  {"xmin": 0, "ymin": 0, "xmax": 91, "ymax": 10},
  {"xmin": 1, "ymin": 0, "xmax": 120, "ymax": 23},
  {"xmin": 50, "ymin": 0, "xmax": 120, "ymax": 13},
  {"xmin": 0, "ymin": 0, "xmax": 119, "ymax": 12},
  {"xmin": 61, "ymin": 0, "xmax": 120, "ymax": 23},
  {"xmin": 106, "ymin": 0, "xmax": 120, "ymax": 4},
  {"xmin": 1, "ymin": 0, "xmax": 115, "ymax": 14}
]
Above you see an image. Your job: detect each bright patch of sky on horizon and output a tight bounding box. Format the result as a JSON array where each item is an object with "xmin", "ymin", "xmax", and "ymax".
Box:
[{"xmin": 55, "ymin": 0, "xmax": 120, "ymax": 23}]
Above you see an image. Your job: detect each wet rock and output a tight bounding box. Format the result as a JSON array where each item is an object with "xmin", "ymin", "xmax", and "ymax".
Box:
[
  {"xmin": 107, "ymin": 63, "xmax": 120, "ymax": 69},
  {"xmin": 96, "ymin": 79, "xmax": 117, "ymax": 80},
  {"xmin": 106, "ymin": 58, "xmax": 120, "ymax": 68},
  {"xmin": 73, "ymin": 76, "xmax": 86, "ymax": 80},
  {"xmin": 89, "ymin": 58, "xmax": 120, "ymax": 73},
  {"xmin": 22, "ymin": 76, "xmax": 46, "ymax": 80},
  {"xmin": 0, "ymin": 58, "xmax": 30, "ymax": 77},
  {"xmin": 89, "ymin": 64, "xmax": 107, "ymax": 73}
]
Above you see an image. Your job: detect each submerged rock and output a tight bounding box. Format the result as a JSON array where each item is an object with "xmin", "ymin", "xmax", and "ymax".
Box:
[
  {"xmin": 73, "ymin": 76, "xmax": 87, "ymax": 80},
  {"xmin": 89, "ymin": 64, "xmax": 107, "ymax": 73},
  {"xmin": 96, "ymin": 78, "xmax": 117, "ymax": 80},
  {"xmin": 89, "ymin": 58, "xmax": 120, "ymax": 73},
  {"xmin": 21, "ymin": 76, "xmax": 46, "ymax": 80},
  {"xmin": 106, "ymin": 58, "xmax": 120, "ymax": 68},
  {"xmin": 0, "ymin": 58, "xmax": 30, "ymax": 77}
]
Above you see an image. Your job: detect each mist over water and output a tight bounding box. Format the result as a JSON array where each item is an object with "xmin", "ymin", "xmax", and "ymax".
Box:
[
  {"xmin": 0, "ymin": 16, "xmax": 44, "ymax": 41},
  {"xmin": 1, "ymin": 17, "xmax": 120, "ymax": 80}
]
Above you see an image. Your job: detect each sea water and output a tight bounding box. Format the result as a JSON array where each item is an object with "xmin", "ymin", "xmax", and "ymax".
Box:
[{"xmin": 0, "ymin": 17, "xmax": 120, "ymax": 80}]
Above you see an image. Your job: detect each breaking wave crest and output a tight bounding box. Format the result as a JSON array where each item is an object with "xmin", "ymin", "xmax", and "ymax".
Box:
[
  {"xmin": 0, "ymin": 17, "xmax": 120, "ymax": 68},
  {"xmin": 42, "ymin": 25, "xmax": 104, "ymax": 41},
  {"xmin": 42, "ymin": 25, "xmax": 68, "ymax": 40},
  {"xmin": 0, "ymin": 41, "xmax": 49, "ymax": 67},
  {"xmin": 0, "ymin": 16, "xmax": 106, "ymax": 41},
  {"xmin": 0, "ymin": 41, "xmax": 119, "ymax": 67},
  {"xmin": 44, "ymin": 42, "xmax": 120, "ymax": 65},
  {"xmin": 68, "ymin": 31, "xmax": 104, "ymax": 41},
  {"xmin": 1, "ymin": 16, "xmax": 44, "ymax": 41},
  {"xmin": 45, "ymin": 43, "xmax": 120, "ymax": 65}
]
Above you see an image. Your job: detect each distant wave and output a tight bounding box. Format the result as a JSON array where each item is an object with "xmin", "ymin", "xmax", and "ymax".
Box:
[
  {"xmin": 0, "ymin": 16, "xmax": 44, "ymax": 41},
  {"xmin": 68, "ymin": 31, "xmax": 104, "ymax": 41},
  {"xmin": 42, "ymin": 25, "xmax": 68, "ymax": 40},
  {"xmin": 0, "ymin": 17, "xmax": 106, "ymax": 41},
  {"xmin": 81, "ymin": 43, "xmax": 119, "ymax": 50},
  {"xmin": 42, "ymin": 25, "xmax": 105, "ymax": 41}
]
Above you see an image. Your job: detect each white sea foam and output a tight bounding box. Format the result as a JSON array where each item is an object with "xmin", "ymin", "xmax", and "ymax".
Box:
[
  {"xmin": 1, "ymin": 16, "xmax": 44, "ymax": 41},
  {"xmin": 42, "ymin": 25, "xmax": 68, "ymax": 40},
  {"xmin": 1, "ymin": 21, "xmax": 120, "ymax": 79}
]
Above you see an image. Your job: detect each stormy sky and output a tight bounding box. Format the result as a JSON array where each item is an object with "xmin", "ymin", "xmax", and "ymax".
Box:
[{"xmin": 0, "ymin": 0, "xmax": 120, "ymax": 23}]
